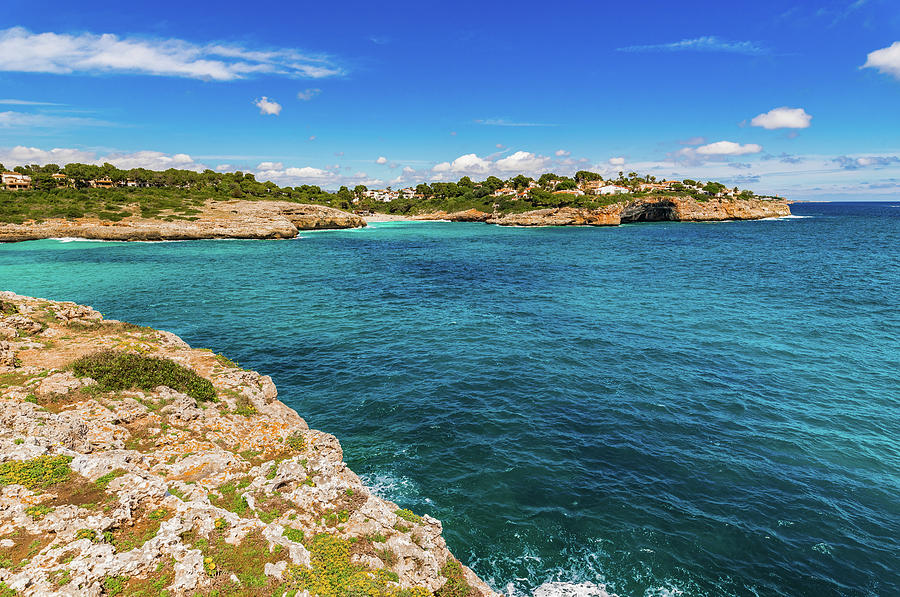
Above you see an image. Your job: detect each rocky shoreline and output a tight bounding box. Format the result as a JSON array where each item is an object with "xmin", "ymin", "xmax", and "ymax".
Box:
[
  {"xmin": 412, "ymin": 197, "xmax": 791, "ymax": 226},
  {"xmin": 0, "ymin": 292, "xmax": 498, "ymax": 597},
  {"xmin": 0, "ymin": 201, "xmax": 367, "ymax": 243}
]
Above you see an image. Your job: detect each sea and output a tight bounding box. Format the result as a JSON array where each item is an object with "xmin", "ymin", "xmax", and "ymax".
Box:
[{"xmin": 1, "ymin": 201, "xmax": 897, "ymax": 596}]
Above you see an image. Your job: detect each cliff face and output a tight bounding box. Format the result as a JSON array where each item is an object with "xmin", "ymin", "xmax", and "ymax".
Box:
[
  {"xmin": 482, "ymin": 197, "xmax": 790, "ymax": 227},
  {"xmin": 0, "ymin": 201, "xmax": 366, "ymax": 243},
  {"xmin": 0, "ymin": 292, "xmax": 496, "ymax": 597}
]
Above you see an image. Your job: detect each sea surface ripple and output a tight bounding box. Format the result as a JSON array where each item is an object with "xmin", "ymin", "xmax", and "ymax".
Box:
[{"xmin": 1, "ymin": 202, "xmax": 897, "ymax": 596}]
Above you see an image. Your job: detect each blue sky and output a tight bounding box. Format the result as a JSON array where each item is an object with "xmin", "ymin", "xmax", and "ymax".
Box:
[{"xmin": 1, "ymin": 0, "xmax": 899, "ymax": 199}]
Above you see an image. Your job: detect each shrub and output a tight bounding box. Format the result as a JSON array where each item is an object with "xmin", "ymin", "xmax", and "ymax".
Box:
[
  {"xmin": 71, "ymin": 351, "xmax": 216, "ymax": 402},
  {"xmin": 394, "ymin": 508, "xmax": 422, "ymax": 524},
  {"xmin": 0, "ymin": 455, "xmax": 72, "ymax": 489},
  {"xmin": 436, "ymin": 560, "xmax": 476, "ymax": 597}
]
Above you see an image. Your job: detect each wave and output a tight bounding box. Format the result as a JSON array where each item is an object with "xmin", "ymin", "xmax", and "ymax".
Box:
[{"xmin": 530, "ymin": 582, "xmax": 618, "ymax": 597}]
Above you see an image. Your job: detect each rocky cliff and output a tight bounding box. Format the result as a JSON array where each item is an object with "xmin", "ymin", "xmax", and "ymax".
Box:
[
  {"xmin": 413, "ymin": 197, "xmax": 790, "ymax": 227},
  {"xmin": 0, "ymin": 201, "xmax": 366, "ymax": 243},
  {"xmin": 0, "ymin": 292, "xmax": 497, "ymax": 597},
  {"xmin": 486, "ymin": 197, "xmax": 790, "ymax": 227}
]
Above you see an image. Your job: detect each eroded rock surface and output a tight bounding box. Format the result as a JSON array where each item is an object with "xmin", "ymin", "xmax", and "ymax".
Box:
[
  {"xmin": 0, "ymin": 201, "xmax": 365, "ymax": 243},
  {"xmin": 0, "ymin": 291, "xmax": 496, "ymax": 597}
]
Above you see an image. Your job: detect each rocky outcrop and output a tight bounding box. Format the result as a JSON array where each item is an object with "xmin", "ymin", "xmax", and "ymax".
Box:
[
  {"xmin": 483, "ymin": 197, "xmax": 790, "ymax": 227},
  {"xmin": 0, "ymin": 201, "xmax": 366, "ymax": 243},
  {"xmin": 0, "ymin": 292, "xmax": 497, "ymax": 597},
  {"xmin": 414, "ymin": 209, "xmax": 491, "ymax": 222},
  {"xmin": 486, "ymin": 206, "xmax": 620, "ymax": 227}
]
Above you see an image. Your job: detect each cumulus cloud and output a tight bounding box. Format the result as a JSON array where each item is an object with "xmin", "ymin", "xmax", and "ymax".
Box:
[
  {"xmin": 215, "ymin": 164, "xmax": 232, "ymax": 172},
  {"xmin": 555, "ymin": 149, "xmax": 571, "ymax": 157},
  {"xmin": 432, "ymin": 151, "xmax": 550, "ymax": 176},
  {"xmin": 617, "ymin": 36, "xmax": 766, "ymax": 55},
  {"xmin": 833, "ymin": 155, "xmax": 900, "ymax": 169},
  {"xmin": 254, "ymin": 161, "xmax": 338, "ymax": 184},
  {"xmin": 862, "ymin": 41, "xmax": 900, "ymax": 80},
  {"xmin": 0, "ymin": 145, "xmax": 208, "ymax": 171},
  {"xmin": 254, "ymin": 97, "xmax": 281, "ymax": 115},
  {"xmin": 750, "ymin": 107, "xmax": 812, "ymax": 129},
  {"xmin": 375, "ymin": 156, "xmax": 388, "ymax": 164},
  {"xmin": 608, "ymin": 157, "xmax": 626, "ymax": 166},
  {"xmin": 0, "ymin": 27, "xmax": 342, "ymax": 81},
  {"xmin": 297, "ymin": 88, "xmax": 321, "ymax": 101},
  {"xmin": 694, "ymin": 141, "xmax": 762, "ymax": 156}
]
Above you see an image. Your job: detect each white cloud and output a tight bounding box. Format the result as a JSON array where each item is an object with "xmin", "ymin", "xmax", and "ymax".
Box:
[
  {"xmin": 862, "ymin": 41, "xmax": 900, "ymax": 80},
  {"xmin": 555, "ymin": 149, "xmax": 571, "ymax": 157},
  {"xmin": 750, "ymin": 107, "xmax": 812, "ymax": 129},
  {"xmin": 475, "ymin": 118, "xmax": 556, "ymax": 127},
  {"xmin": 215, "ymin": 164, "xmax": 232, "ymax": 172},
  {"xmin": 0, "ymin": 110, "xmax": 115, "ymax": 129},
  {"xmin": 254, "ymin": 97, "xmax": 282, "ymax": 115},
  {"xmin": 433, "ymin": 153, "xmax": 491, "ymax": 174},
  {"xmin": 254, "ymin": 161, "xmax": 337, "ymax": 184},
  {"xmin": 375, "ymin": 156, "xmax": 388, "ymax": 164},
  {"xmin": 0, "ymin": 98, "xmax": 63, "ymax": 106},
  {"xmin": 431, "ymin": 151, "xmax": 550, "ymax": 177},
  {"xmin": 0, "ymin": 145, "xmax": 208, "ymax": 171},
  {"xmin": 402, "ymin": 166, "xmax": 415, "ymax": 174},
  {"xmin": 297, "ymin": 88, "xmax": 321, "ymax": 101},
  {"xmin": 608, "ymin": 157, "xmax": 626, "ymax": 166},
  {"xmin": 617, "ymin": 36, "xmax": 766, "ymax": 55},
  {"xmin": 495, "ymin": 151, "xmax": 550, "ymax": 172},
  {"xmin": 0, "ymin": 27, "xmax": 342, "ymax": 81},
  {"xmin": 694, "ymin": 141, "xmax": 763, "ymax": 156}
]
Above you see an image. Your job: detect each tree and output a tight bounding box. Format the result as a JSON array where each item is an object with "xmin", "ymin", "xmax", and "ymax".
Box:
[
  {"xmin": 574, "ymin": 170, "xmax": 601, "ymax": 183},
  {"xmin": 556, "ymin": 179, "xmax": 576, "ymax": 190},
  {"xmin": 683, "ymin": 179, "xmax": 697, "ymax": 187},
  {"xmin": 511, "ymin": 174, "xmax": 532, "ymax": 189},
  {"xmin": 704, "ymin": 182, "xmax": 726, "ymax": 195},
  {"xmin": 483, "ymin": 176, "xmax": 504, "ymax": 192}
]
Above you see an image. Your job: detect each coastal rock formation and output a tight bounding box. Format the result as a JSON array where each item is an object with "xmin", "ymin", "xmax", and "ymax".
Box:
[
  {"xmin": 0, "ymin": 201, "xmax": 366, "ymax": 243},
  {"xmin": 486, "ymin": 206, "xmax": 620, "ymax": 227},
  {"xmin": 0, "ymin": 292, "xmax": 497, "ymax": 597},
  {"xmin": 484, "ymin": 197, "xmax": 790, "ymax": 227},
  {"xmin": 414, "ymin": 210, "xmax": 491, "ymax": 223}
]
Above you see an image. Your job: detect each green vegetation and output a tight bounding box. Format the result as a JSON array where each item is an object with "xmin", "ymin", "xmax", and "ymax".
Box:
[
  {"xmin": 24, "ymin": 504, "xmax": 54, "ymax": 520},
  {"xmin": 436, "ymin": 560, "xmax": 476, "ymax": 597},
  {"xmin": 102, "ymin": 575, "xmax": 128, "ymax": 596},
  {"xmin": 0, "ymin": 582, "xmax": 16, "ymax": 597},
  {"xmin": 282, "ymin": 527, "xmax": 305, "ymax": 543},
  {"xmin": 395, "ymin": 509, "xmax": 422, "ymax": 524},
  {"xmin": 210, "ymin": 480, "xmax": 250, "ymax": 516},
  {"xmin": 0, "ymin": 162, "xmax": 776, "ymax": 225},
  {"xmin": 287, "ymin": 533, "xmax": 430, "ymax": 597},
  {"xmin": 94, "ymin": 468, "xmax": 127, "ymax": 489},
  {"xmin": 0, "ymin": 455, "xmax": 72, "ymax": 489},
  {"xmin": 286, "ymin": 431, "xmax": 306, "ymax": 452},
  {"xmin": 71, "ymin": 351, "xmax": 216, "ymax": 402}
]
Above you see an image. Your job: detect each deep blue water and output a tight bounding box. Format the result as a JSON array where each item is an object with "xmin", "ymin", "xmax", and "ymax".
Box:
[{"xmin": 1, "ymin": 202, "xmax": 898, "ymax": 596}]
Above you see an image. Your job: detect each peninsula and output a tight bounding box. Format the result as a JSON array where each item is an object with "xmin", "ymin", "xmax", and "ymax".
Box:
[
  {"xmin": 0, "ymin": 291, "xmax": 499, "ymax": 597},
  {"xmin": 0, "ymin": 163, "xmax": 790, "ymax": 242}
]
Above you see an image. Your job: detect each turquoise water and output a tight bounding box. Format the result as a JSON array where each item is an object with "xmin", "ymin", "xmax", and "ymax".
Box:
[{"xmin": 2, "ymin": 202, "xmax": 898, "ymax": 596}]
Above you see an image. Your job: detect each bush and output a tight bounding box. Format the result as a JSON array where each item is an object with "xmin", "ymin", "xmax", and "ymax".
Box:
[
  {"xmin": 0, "ymin": 455, "xmax": 72, "ymax": 489},
  {"xmin": 71, "ymin": 351, "xmax": 217, "ymax": 402}
]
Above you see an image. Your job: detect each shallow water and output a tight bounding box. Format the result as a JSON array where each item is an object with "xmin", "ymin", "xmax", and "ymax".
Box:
[{"xmin": 2, "ymin": 202, "xmax": 898, "ymax": 596}]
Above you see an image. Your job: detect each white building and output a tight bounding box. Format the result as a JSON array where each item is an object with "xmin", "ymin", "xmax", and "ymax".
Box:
[
  {"xmin": 597, "ymin": 184, "xmax": 631, "ymax": 195},
  {"xmin": 1, "ymin": 172, "xmax": 31, "ymax": 190}
]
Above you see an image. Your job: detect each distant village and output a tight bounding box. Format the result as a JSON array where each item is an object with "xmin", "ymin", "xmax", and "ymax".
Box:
[{"xmin": 1, "ymin": 168, "xmax": 776, "ymax": 202}]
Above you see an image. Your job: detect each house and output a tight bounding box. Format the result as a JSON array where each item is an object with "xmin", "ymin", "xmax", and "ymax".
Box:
[
  {"xmin": 89, "ymin": 178, "xmax": 115, "ymax": 189},
  {"xmin": 553, "ymin": 189, "xmax": 585, "ymax": 196},
  {"xmin": 51, "ymin": 173, "xmax": 69, "ymax": 187},
  {"xmin": 1, "ymin": 172, "xmax": 32, "ymax": 190},
  {"xmin": 597, "ymin": 184, "xmax": 631, "ymax": 195},
  {"xmin": 362, "ymin": 189, "xmax": 399, "ymax": 202},
  {"xmin": 490, "ymin": 187, "xmax": 517, "ymax": 198},
  {"xmin": 578, "ymin": 179, "xmax": 605, "ymax": 193}
]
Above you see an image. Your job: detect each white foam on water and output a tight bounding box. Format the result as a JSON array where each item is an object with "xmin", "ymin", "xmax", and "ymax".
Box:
[
  {"xmin": 50, "ymin": 237, "xmax": 123, "ymax": 243},
  {"xmin": 358, "ymin": 470, "xmax": 418, "ymax": 503},
  {"xmin": 529, "ymin": 581, "xmax": 618, "ymax": 597}
]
